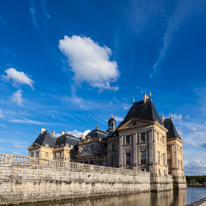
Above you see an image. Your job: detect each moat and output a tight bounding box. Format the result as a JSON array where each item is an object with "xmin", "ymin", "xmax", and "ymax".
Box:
[{"xmin": 25, "ymin": 187, "xmax": 206, "ymax": 206}]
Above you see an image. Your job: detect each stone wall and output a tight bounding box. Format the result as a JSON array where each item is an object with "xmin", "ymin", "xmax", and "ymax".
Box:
[
  {"xmin": 0, "ymin": 153, "xmax": 185, "ymax": 205},
  {"xmin": 0, "ymin": 153, "xmax": 151, "ymax": 205}
]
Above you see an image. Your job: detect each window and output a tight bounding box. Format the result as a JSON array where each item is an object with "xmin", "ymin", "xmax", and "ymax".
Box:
[
  {"xmin": 167, "ymin": 146, "xmax": 170, "ymax": 152},
  {"xmin": 126, "ymin": 135, "xmax": 130, "ymax": 144},
  {"xmin": 31, "ymin": 153, "xmax": 34, "ymax": 157},
  {"xmin": 36, "ymin": 152, "xmax": 39, "ymax": 158},
  {"xmin": 168, "ymin": 159, "xmax": 172, "ymax": 169},
  {"xmin": 141, "ymin": 151, "xmax": 146, "ymax": 164},
  {"xmin": 141, "ymin": 133, "xmax": 145, "ymax": 142},
  {"xmin": 112, "ymin": 143, "xmax": 116, "ymax": 151},
  {"xmin": 157, "ymin": 151, "xmax": 160, "ymax": 165},
  {"xmin": 126, "ymin": 152, "xmax": 131, "ymax": 165},
  {"xmin": 162, "ymin": 153, "xmax": 165, "ymax": 165}
]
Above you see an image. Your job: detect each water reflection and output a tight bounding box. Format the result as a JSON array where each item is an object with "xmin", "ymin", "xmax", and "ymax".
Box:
[{"xmin": 31, "ymin": 189, "xmax": 187, "ymax": 206}]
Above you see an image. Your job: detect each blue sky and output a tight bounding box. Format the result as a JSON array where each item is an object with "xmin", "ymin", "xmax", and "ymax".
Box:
[{"xmin": 0, "ymin": 0, "xmax": 206, "ymax": 175}]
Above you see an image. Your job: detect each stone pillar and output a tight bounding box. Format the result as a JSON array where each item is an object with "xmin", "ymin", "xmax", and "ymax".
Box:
[
  {"xmin": 133, "ymin": 133, "xmax": 137, "ymax": 166},
  {"xmin": 118, "ymin": 135, "xmax": 123, "ymax": 167},
  {"xmin": 151, "ymin": 129, "xmax": 156, "ymax": 174},
  {"xmin": 137, "ymin": 145, "xmax": 140, "ymax": 166}
]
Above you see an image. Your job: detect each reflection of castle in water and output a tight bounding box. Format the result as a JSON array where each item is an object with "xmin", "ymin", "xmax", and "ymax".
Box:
[{"xmin": 38, "ymin": 189, "xmax": 187, "ymax": 206}]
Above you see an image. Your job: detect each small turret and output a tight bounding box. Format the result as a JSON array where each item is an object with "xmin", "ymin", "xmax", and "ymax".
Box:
[{"xmin": 107, "ymin": 114, "xmax": 116, "ymax": 133}]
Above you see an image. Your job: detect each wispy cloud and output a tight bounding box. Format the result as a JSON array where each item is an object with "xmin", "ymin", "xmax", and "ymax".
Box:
[
  {"xmin": 29, "ymin": 7, "xmax": 39, "ymax": 30},
  {"xmin": 8, "ymin": 117, "xmax": 66, "ymax": 126},
  {"xmin": 11, "ymin": 90, "xmax": 23, "ymax": 106},
  {"xmin": 122, "ymin": 103, "xmax": 130, "ymax": 110},
  {"xmin": 1, "ymin": 68, "xmax": 34, "ymax": 90},
  {"xmin": 0, "ymin": 123, "xmax": 6, "ymax": 128},
  {"xmin": 42, "ymin": 0, "xmax": 50, "ymax": 19},
  {"xmin": 8, "ymin": 117, "xmax": 48, "ymax": 125},
  {"xmin": 150, "ymin": 0, "xmax": 198, "ymax": 77},
  {"xmin": 0, "ymin": 14, "xmax": 8, "ymax": 28},
  {"xmin": 59, "ymin": 35, "xmax": 119, "ymax": 91},
  {"xmin": 0, "ymin": 109, "xmax": 5, "ymax": 118},
  {"xmin": 0, "ymin": 138, "xmax": 29, "ymax": 151}
]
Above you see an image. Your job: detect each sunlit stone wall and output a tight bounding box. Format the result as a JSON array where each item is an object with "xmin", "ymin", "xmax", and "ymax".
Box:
[{"xmin": 0, "ymin": 154, "xmax": 151, "ymax": 205}]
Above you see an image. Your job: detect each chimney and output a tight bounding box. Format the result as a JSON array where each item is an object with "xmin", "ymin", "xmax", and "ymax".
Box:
[
  {"xmin": 61, "ymin": 131, "xmax": 65, "ymax": 135},
  {"xmin": 161, "ymin": 116, "xmax": 165, "ymax": 123},
  {"xmin": 81, "ymin": 134, "xmax": 86, "ymax": 140},
  {"xmin": 51, "ymin": 131, "xmax": 55, "ymax": 137},
  {"xmin": 144, "ymin": 94, "xmax": 149, "ymax": 103},
  {"xmin": 41, "ymin": 128, "xmax": 46, "ymax": 134}
]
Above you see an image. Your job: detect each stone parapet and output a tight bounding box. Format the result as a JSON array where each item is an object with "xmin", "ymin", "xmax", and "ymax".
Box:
[{"xmin": 0, "ymin": 153, "xmax": 184, "ymax": 205}]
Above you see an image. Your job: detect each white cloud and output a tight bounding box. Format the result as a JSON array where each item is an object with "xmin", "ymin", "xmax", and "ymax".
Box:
[
  {"xmin": 59, "ymin": 35, "xmax": 119, "ymax": 91},
  {"xmin": 66, "ymin": 129, "xmax": 90, "ymax": 138},
  {"xmin": 184, "ymin": 160, "xmax": 206, "ymax": 175},
  {"xmin": 14, "ymin": 142, "xmax": 27, "ymax": 149},
  {"xmin": 0, "ymin": 109, "xmax": 5, "ymax": 118},
  {"xmin": 113, "ymin": 116, "xmax": 123, "ymax": 122},
  {"xmin": 11, "ymin": 90, "xmax": 23, "ymax": 106},
  {"xmin": 122, "ymin": 103, "xmax": 130, "ymax": 110},
  {"xmin": 1, "ymin": 68, "xmax": 34, "ymax": 90},
  {"xmin": 172, "ymin": 114, "xmax": 182, "ymax": 120}
]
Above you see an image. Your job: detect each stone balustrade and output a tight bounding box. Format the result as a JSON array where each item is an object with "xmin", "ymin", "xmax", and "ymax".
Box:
[{"xmin": 0, "ymin": 153, "xmax": 149, "ymax": 176}]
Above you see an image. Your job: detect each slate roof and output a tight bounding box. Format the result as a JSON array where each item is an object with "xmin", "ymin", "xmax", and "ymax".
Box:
[
  {"xmin": 34, "ymin": 131, "xmax": 56, "ymax": 148},
  {"xmin": 55, "ymin": 134, "xmax": 80, "ymax": 147},
  {"xmin": 87, "ymin": 128, "xmax": 108, "ymax": 139},
  {"xmin": 118, "ymin": 98, "xmax": 161, "ymax": 128},
  {"xmin": 164, "ymin": 118, "xmax": 181, "ymax": 139}
]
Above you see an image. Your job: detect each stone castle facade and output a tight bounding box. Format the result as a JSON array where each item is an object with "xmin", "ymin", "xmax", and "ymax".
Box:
[{"xmin": 28, "ymin": 93, "xmax": 185, "ymax": 178}]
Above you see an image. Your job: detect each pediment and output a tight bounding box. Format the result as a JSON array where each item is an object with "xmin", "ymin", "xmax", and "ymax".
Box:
[
  {"xmin": 117, "ymin": 118, "xmax": 151, "ymax": 131},
  {"xmin": 28, "ymin": 143, "xmax": 41, "ymax": 150}
]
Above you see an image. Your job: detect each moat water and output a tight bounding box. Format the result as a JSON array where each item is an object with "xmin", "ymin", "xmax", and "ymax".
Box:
[{"xmin": 27, "ymin": 187, "xmax": 206, "ymax": 206}]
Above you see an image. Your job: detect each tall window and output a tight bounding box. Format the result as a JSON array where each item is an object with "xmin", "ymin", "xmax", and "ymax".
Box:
[
  {"xmin": 126, "ymin": 135, "xmax": 130, "ymax": 144},
  {"xmin": 126, "ymin": 152, "xmax": 131, "ymax": 165},
  {"xmin": 141, "ymin": 151, "xmax": 146, "ymax": 164},
  {"xmin": 141, "ymin": 133, "xmax": 145, "ymax": 142},
  {"xmin": 112, "ymin": 143, "xmax": 116, "ymax": 151},
  {"xmin": 36, "ymin": 152, "xmax": 39, "ymax": 158},
  {"xmin": 157, "ymin": 151, "xmax": 160, "ymax": 165},
  {"xmin": 162, "ymin": 153, "xmax": 165, "ymax": 165}
]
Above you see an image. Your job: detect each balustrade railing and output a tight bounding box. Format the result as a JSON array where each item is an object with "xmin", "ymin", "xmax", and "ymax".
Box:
[{"xmin": 0, "ymin": 153, "xmax": 149, "ymax": 176}]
